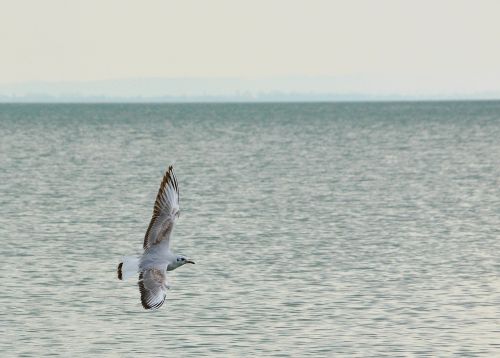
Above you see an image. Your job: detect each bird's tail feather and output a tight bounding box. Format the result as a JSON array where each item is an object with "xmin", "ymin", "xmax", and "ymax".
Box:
[{"xmin": 117, "ymin": 256, "xmax": 140, "ymax": 280}]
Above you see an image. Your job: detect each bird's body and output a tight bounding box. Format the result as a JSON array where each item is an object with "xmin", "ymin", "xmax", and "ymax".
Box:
[
  {"xmin": 117, "ymin": 166, "xmax": 194, "ymax": 310},
  {"xmin": 140, "ymin": 241, "xmax": 176, "ymax": 271}
]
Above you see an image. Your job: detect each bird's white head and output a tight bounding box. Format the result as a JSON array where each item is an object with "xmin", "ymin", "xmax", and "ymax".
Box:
[{"xmin": 175, "ymin": 254, "xmax": 195, "ymax": 268}]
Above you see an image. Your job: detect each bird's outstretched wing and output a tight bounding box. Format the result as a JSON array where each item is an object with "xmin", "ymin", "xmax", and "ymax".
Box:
[
  {"xmin": 143, "ymin": 166, "xmax": 180, "ymax": 250},
  {"xmin": 138, "ymin": 269, "xmax": 168, "ymax": 310}
]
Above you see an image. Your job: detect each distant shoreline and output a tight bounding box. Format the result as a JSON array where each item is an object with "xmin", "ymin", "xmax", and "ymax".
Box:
[
  {"xmin": 1, "ymin": 77, "xmax": 499, "ymax": 104},
  {"xmin": 1, "ymin": 98, "xmax": 499, "ymax": 105}
]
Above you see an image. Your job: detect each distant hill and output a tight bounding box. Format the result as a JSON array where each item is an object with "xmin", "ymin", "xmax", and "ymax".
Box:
[{"xmin": 1, "ymin": 77, "xmax": 499, "ymax": 102}]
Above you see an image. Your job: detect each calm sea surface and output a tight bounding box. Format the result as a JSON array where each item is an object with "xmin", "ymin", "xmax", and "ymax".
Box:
[{"xmin": 1, "ymin": 102, "xmax": 499, "ymax": 357}]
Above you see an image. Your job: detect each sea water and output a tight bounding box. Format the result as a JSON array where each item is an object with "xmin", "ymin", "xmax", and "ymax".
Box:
[{"xmin": 1, "ymin": 102, "xmax": 499, "ymax": 356}]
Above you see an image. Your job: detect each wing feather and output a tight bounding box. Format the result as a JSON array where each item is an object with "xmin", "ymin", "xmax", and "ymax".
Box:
[
  {"xmin": 143, "ymin": 166, "xmax": 180, "ymax": 249},
  {"xmin": 138, "ymin": 269, "xmax": 168, "ymax": 310}
]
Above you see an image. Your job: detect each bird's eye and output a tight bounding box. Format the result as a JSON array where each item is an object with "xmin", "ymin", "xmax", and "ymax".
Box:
[{"xmin": 181, "ymin": 258, "xmax": 185, "ymax": 261}]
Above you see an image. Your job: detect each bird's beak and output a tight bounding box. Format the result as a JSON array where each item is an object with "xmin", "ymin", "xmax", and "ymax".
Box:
[{"xmin": 186, "ymin": 259, "xmax": 195, "ymax": 264}]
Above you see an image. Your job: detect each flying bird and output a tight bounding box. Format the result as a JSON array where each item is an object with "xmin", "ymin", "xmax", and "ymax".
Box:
[{"xmin": 117, "ymin": 166, "xmax": 194, "ymax": 310}]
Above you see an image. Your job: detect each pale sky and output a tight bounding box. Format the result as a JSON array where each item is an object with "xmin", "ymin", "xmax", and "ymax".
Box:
[{"xmin": 1, "ymin": 0, "xmax": 500, "ymax": 95}]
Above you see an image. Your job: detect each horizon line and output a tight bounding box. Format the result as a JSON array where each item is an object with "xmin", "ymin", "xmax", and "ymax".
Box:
[{"xmin": 1, "ymin": 98, "xmax": 500, "ymax": 105}]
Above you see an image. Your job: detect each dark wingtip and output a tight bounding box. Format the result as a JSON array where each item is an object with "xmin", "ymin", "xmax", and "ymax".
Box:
[
  {"xmin": 117, "ymin": 262, "xmax": 123, "ymax": 280},
  {"xmin": 138, "ymin": 273, "xmax": 150, "ymax": 309},
  {"xmin": 138, "ymin": 279, "xmax": 147, "ymax": 308}
]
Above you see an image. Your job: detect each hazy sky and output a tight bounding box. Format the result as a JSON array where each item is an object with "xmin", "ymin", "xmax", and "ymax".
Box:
[{"xmin": 2, "ymin": 0, "xmax": 500, "ymax": 94}]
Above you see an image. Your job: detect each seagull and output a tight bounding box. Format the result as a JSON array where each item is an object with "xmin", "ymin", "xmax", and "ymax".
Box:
[{"xmin": 117, "ymin": 166, "xmax": 194, "ymax": 310}]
